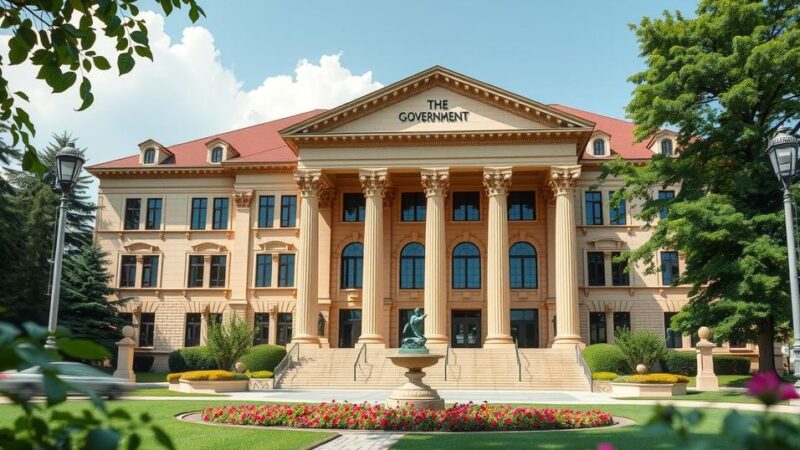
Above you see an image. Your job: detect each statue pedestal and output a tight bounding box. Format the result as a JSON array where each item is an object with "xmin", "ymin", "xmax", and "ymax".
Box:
[{"xmin": 386, "ymin": 353, "xmax": 444, "ymax": 410}]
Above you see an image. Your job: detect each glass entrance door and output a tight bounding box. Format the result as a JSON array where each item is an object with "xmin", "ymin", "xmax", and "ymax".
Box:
[
  {"xmin": 451, "ymin": 310, "xmax": 481, "ymax": 348},
  {"xmin": 338, "ymin": 309, "xmax": 362, "ymax": 348},
  {"xmin": 511, "ymin": 309, "xmax": 539, "ymax": 348}
]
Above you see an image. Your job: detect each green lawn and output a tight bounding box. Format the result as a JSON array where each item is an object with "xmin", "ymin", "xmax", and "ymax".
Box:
[
  {"xmin": 135, "ymin": 372, "xmax": 168, "ymax": 383},
  {"xmin": 687, "ymin": 374, "xmax": 752, "ymax": 388},
  {"xmin": 620, "ymin": 390, "xmax": 789, "ymax": 405},
  {"xmin": 126, "ymin": 388, "xmax": 227, "ymax": 397}
]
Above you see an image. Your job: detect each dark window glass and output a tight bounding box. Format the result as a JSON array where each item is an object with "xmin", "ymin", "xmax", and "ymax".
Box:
[
  {"xmin": 209, "ymin": 255, "xmax": 227, "ymax": 287},
  {"xmin": 590, "ymin": 312, "xmax": 607, "ymax": 344},
  {"xmin": 401, "ymin": 192, "xmax": 426, "ymax": 222},
  {"xmin": 280, "ymin": 196, "xmax": 297, "ymax": 227},
  {"xmin": 658, "ymin": 190, "xmax": 674, "ymax": 220},
  {"xmin": 255, "ymin": 254, "xmax": 272, "ymax": 287},
  {"xmin": 452, "ymin": 242, "xmax": 481, "ymax": 289},
  {"xmin": 184, "ymin": 313, "xmax": 201, "ymax": 347},
  {"xmin": 508, "ymin": 191, "xmax": 535, "ymax": 221},
  {"xmin": 614, "ymin": 312, "xmax": 631, "ymax": 336},
  {"xmin": 143, "ymin": 148, "xmax": 155, "ymax": 164},
  {"xmin": 124, "ymin": 198, "xmax": 141, "ymax": 230},
  {"xmin": 509, "ymin": 242, "xmax": 538, "ymax": 289},
  {"xmin": 258, "ymin": 195, "xmax": 274, "ymax": 228},
  {"xmin": 212, "ymin": 198, "xmax": 229, "ymax": 229},
  {"xmin": 277, "ymin": 313, "xmax": 292, "ymax": 346},
  {"xmin": 278, "ymin": 254, "xmax": 295, "ymax": 287},
  {"xmin": 587, "ymin": 252, "xmax": 606, "ymax": 286},
  {"xmin": 608, "ymin": 191, "xmax": 626, "ymax": 225},
  {"xmin": 119, "ymin": 313, "xmax": 133, "ymax": 326},
  {"xmin": 661, "ymin": 251, "xmax": 679, "ymax": 285},
  {"xmin": 211, "ymin": 146, "xmax": 223, "ymax": 163},
  {"xmin": 661, "ymin": 139, "xmax": 673, "ymax": 156},
  {"xmin": 593, "ymin": 139, "xmax": 605, "ymax": 156},
  {"xmin": 340, "ymin": 243, "xmax": 364, "ymax": 289},
  {"xmin": 139, "ymin": 313, "xmax": 155, "ymax": 347},
  {"xmin": 399, "ymin": 243, "xmax": 424, "ymax": 289},
  {"xmin": 452, "ymin": 192, "xmax": 480, "ymax": 221},
  {"xmin": 119, "ymin": 255, "xmax": 137, "ymax": 287},
  {"xmin": 141, "ymin": 255, "xmax": 159, "ymax": 288},
  {"xmin": 188, "ymin": 255, "xmax": 204, "ymax": 287},
  {"xmin": 584, "ymin": 191, "xmax": 603, "ymax": 225},
  {"xmin": 254, "ymin": 313, "xmax": 269, "ymax": 345},
  {"xmin": 342, "ymin": 193, "xmax": 366, "ymax": 222},
  {"xmin": 190, "ymin": 198, "xmax": 207, "ymax": 230},
  {"xmin": 611, "ymin": 252, "xmax": 629, "ymax": 286},
  {"xmin": 145, "ymin": 198, "xmax": 162, "ymax": 230},
  {"xmin": 510, "ymin": 309, "xmax": 539, "ymax": 348},
  {"xmin": 665, "ymin": 312, "xmax": 682, "ymax": 348}
]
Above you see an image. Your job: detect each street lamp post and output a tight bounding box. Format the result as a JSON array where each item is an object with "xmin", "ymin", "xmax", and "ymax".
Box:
[
  {"xmin": 766, "ymin": 127, "xmax": 800, "ymax": 386},
  {"xmin": 44, "ymin": 146, "xmax": 85, "ymax": 349}
]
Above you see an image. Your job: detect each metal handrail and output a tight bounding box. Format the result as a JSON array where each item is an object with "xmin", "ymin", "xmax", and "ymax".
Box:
[
  {"xmin": 273, "ymin": 343, "xmax": 299, "ymax": 388},
  {"xmin": 444, "ymin": 343, "xmax": 451, "ymax": 381},
  {"xmin": 575, "ymin": 344, "xmax": 593, "ymax": 389},
  {"xmin": 513, "ymin": 338, "xmax": 522, "ymax": 382},
  {"xmin": 353, "ymin": 344, "xmax": 367, "ymax": 381}
]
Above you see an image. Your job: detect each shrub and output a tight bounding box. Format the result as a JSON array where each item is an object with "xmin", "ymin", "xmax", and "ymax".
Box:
[
  {"xmin": 614, "ymin": 373, "xmax": 689, "ymax": 384},
  {"xmin": 207, "ymin": 315, "xmax": 254, "ymax": 371},
  {"xmin": 583, "ymin": 344, "xmax": 627, "ymax": 374},
  {"xmin": 248, "ymin": 370, "xmax": 274, "ymax": 379},
  {"xmin": 614, "ymin": 329, "xmax": 667, "ymax": 373},
  {"xmin": 168, "ymin": 346, "xmax": 216, "ymax": 372},
  {"xmin": 238, "ymin": 344, "xmax": 287, "ymax": 372},
  {"xmin": 178, "ymin": 370, "xmax": 247, "ymax": 382},
  {"xmin": 132, "ymin": 354, "xmax": 154, "ymax": 372},
  {"xmin": 166, "ymin": 373, "xmax": 183, "ymax": 383},
  {"xmin": 660, "ymin": 352, "xmax": 751, "ymax": 376},
  {"xmin": 592, "ymin": 372, "xmax": 618, "ymax": 381},
  {"xmin": 713, "ymin": 355, "xmax": 751, "ymax": 375}
]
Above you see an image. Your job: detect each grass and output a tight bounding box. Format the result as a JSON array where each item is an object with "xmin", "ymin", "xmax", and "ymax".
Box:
[
  {"xmin": 126, "ymin": 388, "xmax": 227, "ymax": 397},
  {"xmin": 620, "ymin": 390, "xmax": 789, "ymax": 405},
  {"xmin": 135, "ymin": 372, "xmax": 168, "ymax": 383},
  {"xmin": 687, "ymin": 374, "xmax": 752, "ymax": 388}
]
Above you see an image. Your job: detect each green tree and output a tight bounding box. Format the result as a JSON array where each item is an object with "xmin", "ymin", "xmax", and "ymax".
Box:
[
  {"xmin": 206, "ymin": 315, "xmax": 253, "ymax": 371},
  {"xmin": 604, "ymin": 0, "xmax": 800, "ymax": 373}
]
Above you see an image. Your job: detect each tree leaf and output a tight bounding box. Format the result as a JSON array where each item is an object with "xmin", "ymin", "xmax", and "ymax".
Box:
[
  {"xmin": 130, "ymin": 30, "xmax": 147, "ymax": 45},
  {"xmin": 117, "ymin": 53, "xmax": 135, "ymax": 75},
  {"xmin": 56, "ymin": 337, "xmax": 109, "ymax": 360},
  {"xmin": 92, "ymin": 56, "xmax": 111, "ymax": 70},
  {"xmin": 87, "ymin": 428, "xmax": 121, "ymax": 450},
  {"xmin": 76, "ymin": 77, "xmax": 94, "ymax": 111},
  {"xmin": 151, "ymin": 425, "xmax": 175, "ymax": 450},
  {"xmin": 51, "ymin": 72, "xmax": 77, "ymax": 93},
  {"xmin": 8, "ymin": 37, "xmax": 30, "ymax": 65}
]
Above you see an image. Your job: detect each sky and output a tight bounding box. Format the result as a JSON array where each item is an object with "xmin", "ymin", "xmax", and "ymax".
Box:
[{"xmin": 1, "ymin": 0, "xmax": 698, "ymax": 198}]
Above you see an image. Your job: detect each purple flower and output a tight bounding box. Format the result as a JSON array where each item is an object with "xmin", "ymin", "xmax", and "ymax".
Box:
[
  {"xmin": 746, "ymin": 372, "xmax": 799, "ymax": 406},
  {"xmin": 597, "ymin": 444, "xmax": 615, "ymax": 450}
]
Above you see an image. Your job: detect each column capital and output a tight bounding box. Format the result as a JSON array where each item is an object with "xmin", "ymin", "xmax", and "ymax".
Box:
[
  {"xmin": 482, "ymin": 167, "xmax": 512, "ymax": 197},
  {"xmin": 294, "ymin": 170, "xmax": 324, "ymax": 197},
  {"xmin": 548, "ymin": 165, "xmax": 582, "ymax": 195},
  {"xmin": 232, "ymin": 190, "xmax": 254, "ymax": 208},
  {"xmin": 318, "ymin": 187, "xmax": 336, "ymax": 208},
  {"xmin": 359, "ymin": 168, "xmax": 390, "ymax": 198},
  {"xmin": 421, "ymin": 168, "xmax": 449, "ymax": 197}
]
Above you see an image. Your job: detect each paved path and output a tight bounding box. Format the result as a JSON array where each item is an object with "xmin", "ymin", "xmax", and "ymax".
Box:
[{"xmin": 313, "ymin": 433, "xmax": 405, "ymax": 450}]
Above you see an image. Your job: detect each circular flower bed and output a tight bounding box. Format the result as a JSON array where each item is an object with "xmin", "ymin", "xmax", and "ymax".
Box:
[{"xmin": 201, "ymin": 402, "xmax": 614, "ymax": 432}]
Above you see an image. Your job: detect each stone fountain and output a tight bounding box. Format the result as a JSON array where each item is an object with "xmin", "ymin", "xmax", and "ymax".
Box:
[{"xmin": 385, "ymin": 308, "xmax": 445, "ymax": 410}]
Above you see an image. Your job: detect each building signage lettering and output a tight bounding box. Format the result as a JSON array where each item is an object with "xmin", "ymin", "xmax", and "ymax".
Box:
[{"xmin": 398, "ymin": 99, "xmax": 470, "ymax": 123}]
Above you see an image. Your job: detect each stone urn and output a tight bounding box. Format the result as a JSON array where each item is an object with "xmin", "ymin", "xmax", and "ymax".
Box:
[{"xmin": 386, "ymin": 353, "xmax": 445, "ymax": 410}]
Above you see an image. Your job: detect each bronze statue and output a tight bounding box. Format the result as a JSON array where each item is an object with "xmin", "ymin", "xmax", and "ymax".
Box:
[{"xmin": 400, "ymin": 308, "xmax": 428, "ymax": 353}]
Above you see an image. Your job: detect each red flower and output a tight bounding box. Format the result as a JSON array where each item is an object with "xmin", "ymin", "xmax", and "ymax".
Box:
[{"xmin": 746, "ymin": 372, "xmax": 800, "ymax": 406}]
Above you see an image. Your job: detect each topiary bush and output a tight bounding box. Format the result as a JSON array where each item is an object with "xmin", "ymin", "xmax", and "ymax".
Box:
[
  {"xmin": 583, "ymin": 344, "xmax": 627, "ymax": 374},
  {"xmin": 247, "ymin": 370, "xmax": 274, "ymax": 379},
  {"xmin": 592, "ymin": 371, "xmax": 618, "ymax": 381},
  {"xmin": 660, "ymin": 352, "xmax": 752, "ymax": 376},
  {"xmin": 614, "ymin": 373, "xmax": 689, "ymax": 384},
  {"xmin": 168, "ymin": 346, "xmax": 216, "ymax": 372},
  {"xmin": 175, "ymin": 370, "xmax": 248, "ymax": 382},
  {"xmin": 614, "ymin": 329, "xmax": 667, "ymax": 373},
  {"xmin": 238, "ymin": 344, "xmax": 287, "ymax": 372},
  {"xmin": 713, "ymin": 355, "xmax": 751, "ymax": 375}
]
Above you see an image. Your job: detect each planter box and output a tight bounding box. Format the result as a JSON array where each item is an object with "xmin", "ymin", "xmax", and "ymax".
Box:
[
  {"xmin": 248, "ymin": 378, "xmax": 274, "ymax": 391},
  {"xmin": 178, "ymin": 379, "xmax": 249, "ymax": 394},
  {"xmin": 592, "ymin": 380, "xmax": 612, "ymax": 393},
  {"xmin": 168, "ymin": 381, "xmax": 180, "ymax": 392},
  {"xmin": 611, "ymin": 382, "xmax": 688, "ymax": 397}
]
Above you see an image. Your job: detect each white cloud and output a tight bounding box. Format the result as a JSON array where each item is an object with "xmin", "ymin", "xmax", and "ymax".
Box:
[{"xmin": 0, "ymin": 11, "xmax": 383, "ymax": 172}]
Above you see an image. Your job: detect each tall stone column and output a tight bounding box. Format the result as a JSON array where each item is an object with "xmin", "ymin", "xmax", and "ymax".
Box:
[
  {"xmin": 483, "ymin": 167, "xmax": 514, "ymax": 348},
  {"xmin": 358, "ymin": 169, "xmax": 389, "ymax": 346},
  {"xmin": 421, "ymin": 169, "xmax": 449, "ymax": 346},
  {"xmin": 292, "ymin": 170, "xmax": 323, "ymax": 345},
  {"xmin": 549, "ymin": 165, "xmax": 584, "ymax": 348}
]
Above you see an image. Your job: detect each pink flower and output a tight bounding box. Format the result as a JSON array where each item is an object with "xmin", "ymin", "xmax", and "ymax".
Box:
[
  {"xmin": 746, "ymin": 372, "xmax": 799, "ymax": 406},
  {"xmin": 597, "ymin": 443, "xmax": 615, "ymax": 450}
]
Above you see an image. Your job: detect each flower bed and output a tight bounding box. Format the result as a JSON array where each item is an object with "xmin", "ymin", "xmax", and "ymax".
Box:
[
  {"xmin": 610, "ymin": 373, "xmax": 689, "ymax": 397},
  {"xmin": 201, "ymin": 402, "xmax": 614, "ymax": 431}
]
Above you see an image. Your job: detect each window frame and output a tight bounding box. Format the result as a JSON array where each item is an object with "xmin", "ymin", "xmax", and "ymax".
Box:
[
  {"xmin": 661, "ymin": 251, "xmax": 680, "ymax": 285},
  {"xmin": 254, "ymin": 313, "xmax": 270, "ymax": 345},
  {"xmin": 509, "ymin": 242, "xmax": 538, "ymax": 289},
  {"xmin": 661, "ymin": 139, "xmax": 674, "ymax": 156},
  {"xmin": 452, "ymin": 192, "xmax": 480, "ymax": 221},
  {"xmin": 140, "ymin": 255, "xmax": 159, "ymax": 288},
  {"xmin": 278, "ymin": 254, "xmax": 295, "ymax": 287},
  {"xmin": 255, "ymin": 254, "xmax": 272, "ymax": 287},
  {"xmin": 589, "ymin": 312, "xmax": 607, "ymax": 344},
  {"xmin": 587, "ymin": 251, "xmax": 606, "ymax": 286},
  {"xmin": 145, "ymin": 198, "xmax": 162, "ymax": 230},
  {"xmin": 608, "ymin": 191, "xmax": 626, "ymax": 225},
  {"xmin": 400, "ymin": 192, "xmax": 426, "ymax": 222},
  {"xmin": 584, "ymin": 191, "xmax": 603, "ymax": 225},
  {"xmin": 187, "ymin": 255, "xmax": 205, "ymax": 288},
  {"xmin": 280, "ymin": 195, "xmax": 297, "ymax": 228},
  {"xmin": 452, "ymin": 242, "xmax": 481, "ymax": 289},
  {"xmin": 342, "ymin": 193, "xmax": 366, "ymax": 222},
  {"xmin": 592, "ymin": 138, "xmax": 606, "ymax": 156},
  {"xmin": 138, "ymin": 312, "xmax": 155, "ymax": 347},
  {"xmin": 124, "ymin": 198, "xmax": 141, "ymax": 230},
  {"xmin": 258, "ymin": 195, "xmax": 275, "ymax": 228},
  {"xmin": 276, "ymin": 313, "xmax": 292, "ymax": 346},
  {"xmin": 184, "ymin": 313, "xmax": 202, "ymax": 347},
  {"xmin": 190, "ymin": 198, "xmax": 208, "ymax": 230},
  {"xmin": 507, "ymin": 191, "xmax": 536, "ymax": 221},
  {"xmin": 658, "ymin": 190, "xmax": 675, "ymax": 220},
  {"xmin": 212, "ymin": 197, "xmax": 229, "ymax": 230},
  {"xmin": 664, "ymin": 312, "xmax": 682, "ymax": 348},
  {"xmin": 399, "ymin": 242, "xmax": 425, "ymax": 289},
  {"xmin": 143, "ymin": 148, "xmax": 156, "ymax": 165},
  {"xmin": 610, "ymin": 251, "xmax": 630, "ymax": 286},
  {"xmin": 210, "ymin": 146, "xmax": 223, "ymax": 163},
  {"xmin": 209, "ymin": 255, "xmax": 227, "ymax": 288},
  {"xmin": 340, "ymin": 242, "xmax": 364, "ymax": 289},
  {"xmin": 119, "ymin": 255, "xmax": 137, "ymax": 287}
]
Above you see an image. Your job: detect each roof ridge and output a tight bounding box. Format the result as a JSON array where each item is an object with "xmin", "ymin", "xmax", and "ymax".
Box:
[{"xmin": 549, "ymin": 104, "xmax": 634, "ymax": 125}]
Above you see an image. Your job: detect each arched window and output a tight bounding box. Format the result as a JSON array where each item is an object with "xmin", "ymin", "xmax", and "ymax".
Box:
[
  {"xmin": 340, "ymin": 242, "xmax": 364, "ymax": 289},
  {"xmin": 399, "ymin": 242, "xmax": 424, "ymax": 289},
  {"xmin": 211, "ymin": 146, "xmax": 224, "ymax": 163},
  {"xmin": 452, "ymin": 242, "xmax": 480, "ymax": 289},
  {"xmin": 143, "ymin": 148, "xmax": 155, "ymax": 164},
  {"xmin": 510, "ymin": 242, "xmax": 538, "ymax": 289},
  {"xmin": 660, "ymin": 139, "xmax": 673, "ymax": 156},
  {"xmin": 592, "ymin": 139, "xmax": 605, "ymax": 156}
]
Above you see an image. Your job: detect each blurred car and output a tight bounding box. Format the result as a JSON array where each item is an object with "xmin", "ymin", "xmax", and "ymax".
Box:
[{"xmin": 0, "ymin": 362, "xmax": 132, "ymax": 400}]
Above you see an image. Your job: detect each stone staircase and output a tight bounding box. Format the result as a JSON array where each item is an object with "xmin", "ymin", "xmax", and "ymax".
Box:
[{"xmin": 275, "ymin": 346, "xmax": 591, "ymax": 391}]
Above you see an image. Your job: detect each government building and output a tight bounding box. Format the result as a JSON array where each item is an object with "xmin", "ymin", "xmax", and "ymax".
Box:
[{"xmin": 88, "ymin": 67, "xmax": 755, "ymax": 387}]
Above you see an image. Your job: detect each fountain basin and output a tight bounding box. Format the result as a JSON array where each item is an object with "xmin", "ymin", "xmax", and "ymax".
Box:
[{"xmin": 386, "ymin": 353, "xmax": 444, "ymax": 410}]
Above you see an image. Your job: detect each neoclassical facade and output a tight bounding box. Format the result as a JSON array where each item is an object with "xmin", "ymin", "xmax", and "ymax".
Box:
[{"xmin": 89, "ymin": 66, "xmax": 752, "ymax": 370}]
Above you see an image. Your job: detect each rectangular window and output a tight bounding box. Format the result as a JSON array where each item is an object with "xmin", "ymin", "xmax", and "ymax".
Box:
[
  {"xmin": 608, "ymin": 191, "xmax": 626, "ymax": 225},
  {"xmin": 209, "ymin": 255, "xmax": 227, "ymax": 287},
  {"xmin": 190, "ymin": 198, "xmax": 207, "ymax": 230},
  {"xmin": 255, "ymin": 254, "xmax": 272, "ymax": 287},
  {"xmin": 278, "ymin": 254, "xmax": 295, "ymax": 287},
  {"xmin": 659, "ymin": 190, "xmax": 674, "ymax": 220},
  {"xmin": 665, "ymin": 312, "xmax": 682, "ymax": 348},
  {"xmin": 139, "ymin": 313, "xmax": 155, "ymax": 347},
  {"xmin": 280, "ymin": 195, "xmax": 297, "ymax": 227},
  {"xmin": 452, "ymin": 192, "xmax": 480, "ymax": 221},
  {"xmin": 589, "ymin": 312, "xmax": 607, "ymax": 344},
  {"xmin": 141, "ymin": 255, "xmax": 159, "ymax": 288},
  {"xmin": 613, "ymin": 312, "xmax": 631, "ymax": 336},
  {"xmin": 276, "ymin": 313, "xmax": 292, "ymax": 346},
  {"xmin": 342, "ymin": 193, "xmax": 366, "ymax": 222},
  {"xmin": 611, "ymin": 252, "xmax": 629, "ymax": 286},
  {"xmin": 401, "ymin": 192, "xmax": 426, "ymax": 222},
  {"xmin": 119, "ymin": 255, "xmax": 137, "ymax": 287},
  {"xmin": 124, "ymin": 198, "xmax": 141, "ymax": 230},
  {"xmin": 145, "ymin": 198, "xmax": 162, "ymax": 230},
  {"xmin": 587, "ymin": 252, "xmax": 606, "ymax": 286},
  {"xmin": 661, "ymin": 251, "xmax": 679, "ymax": 285},
  {"xmin": 258, "ymin": 195, "xmax": 275, "ymax": 228},
  {"xmin": 584, "ymin": 191, "xmax": 603, "ymax": 225},
  {"xmin": 187, "ymin": 255, "xmax": 204, "ymax": 287},
  {"xmin": 212, "ymin": 197, "xmax": 229, "ymax": 230},
  {"xmin": 508, "ymin": 191, "xmax": 535, "ymax": 221},
  {"xmin": 184, "ymin": 313, "xmax": 201, "ymax": 347},
  {"xmin": 254, "ymin": 313, "xmax": 270, "ymax": 345}
]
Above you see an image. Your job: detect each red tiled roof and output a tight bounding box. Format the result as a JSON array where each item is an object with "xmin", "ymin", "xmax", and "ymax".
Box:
[{"xmin": 87, "ymin": 109, "xmax": 326, "ymax": 170}]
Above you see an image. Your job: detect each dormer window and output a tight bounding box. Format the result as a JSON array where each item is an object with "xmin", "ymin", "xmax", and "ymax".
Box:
[
  {"xmin": 660, "ymin": 139, "xmax": 674, "ymax": 156},
  {"xmin": 138, "ymin": 139, "xmax": 171, "ymax": 166},
  {"xmin": 211, "ymin": 146, "xmax": 223, "ymax": 163},
  {"xmin": 204, "ymin": 138, "xmax": 239, "ymax": 165},
  {"xmin": 592, "ymin": 139, "xmax": 605, "ymax": 156},
  {"xmin": 143, "ymin": 148, "xmax": 156, "ymax": 164}
]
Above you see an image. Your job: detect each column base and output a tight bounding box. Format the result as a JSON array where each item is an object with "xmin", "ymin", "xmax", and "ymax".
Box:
[
  {"xmin": 484, "ymin": 335, "xmax": 515, "ymax": 348},
  {"xmin": 291, "ymin": 334, "xmax": 321, "ymax": 346},
  {"xmin": 424, "ymin": 334, "xmax": 449, "ymax": 346},
  {"xmin": 357, "ymin": 334, "xmax": 386, "ymax": 347},
  {"xmin": 552, "ymin": 335, "xmax": 585, "ymax": 349},
  {"xmin": 695, "ymin": 374, "xmax": 719, "ymax": 391}
]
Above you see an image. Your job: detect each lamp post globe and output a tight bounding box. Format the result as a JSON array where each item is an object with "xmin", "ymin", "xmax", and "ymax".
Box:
[{"xmin": 44, "ymin": 145, "xmax": 86, "ymax": 349}]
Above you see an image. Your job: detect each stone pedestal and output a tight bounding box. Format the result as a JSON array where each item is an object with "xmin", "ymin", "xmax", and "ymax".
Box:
[
  {"xmin": 113, "ymin": 326, "xmax": 136, "ymax": 382},
  {"xmin": 695, "ymin": 326, "xmax": 719, "ymax": 392},
  {"xmin": 386, "ymin": 353, "xmax": 444, "ymax": 410}
]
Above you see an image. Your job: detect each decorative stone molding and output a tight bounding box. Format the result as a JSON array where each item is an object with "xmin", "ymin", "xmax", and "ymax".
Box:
[
  {"xmin": 123, "ymin": 242, "xmax": 160, "ymax": 253},
  {"xmin": 190, "ymin": 242, "xmax": 228, "ymax": 253},
  {"xmin": 383, "ymin": 188, "xmax": 396, "ymax": 207},
  {"xmin": 482, "ymin": 167, "xmax": 512, "ymax": 197},
  {"xmin": 258, "ymin": 241, "xmax": 295, "ymax": 252},
  {"xmin": 548, "ymin": 165, "xmax": 582, "ymax": 195},
  {"xmin": 318, "ymin": 188, "xmax": 336, "ymax": 208},
  {"xmin": 420, "ymin": 168, "xmax": 449, "ymax": 197},
  {"xmin": 359, "ymin": 169, "xmax": 390, "ymax": 198},
  {"xmin": 233, "ymin": 190, "xmax": 254, "ymax": 208},
  {"xmin": 294, "ymin": 170, "xmax": 323, "ymax": 197}
]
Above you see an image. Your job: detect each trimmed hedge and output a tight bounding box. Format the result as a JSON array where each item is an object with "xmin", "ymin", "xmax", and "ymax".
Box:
[
  {"xmin": 614, "ymin": 373, "xmax": 689, "ymax": 384},
  {"xmin": 238, "ymin": 344, "xmax": 287, "ymax": 372},
  {"xmin": 592, "ymin": 372, "xmax": 618, "ymax": 381},
  {"xmin": 583, "ymin": 344, "xmax": 627, "ymax": 374},
  {"xmin": 133, "ymin": 354, "xmax": 154, "ymax": 372},
  {"xmin": 713, "ymin": 355, "xmax": 752, "ymax": 375},
  {"xmin": 176, "ymin": 370, "xmax": 248, "ymax": 382},
  {"xmin": 660, "ymin": 351, "xmax": 751, "ymax": 376},
  {"xmin": 168, "ymin": 346, "xmax": 217, "ymax": 372},
  {"xmin": 248, "ymin": 370, "xmax": 274, "ymax": 379}
]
